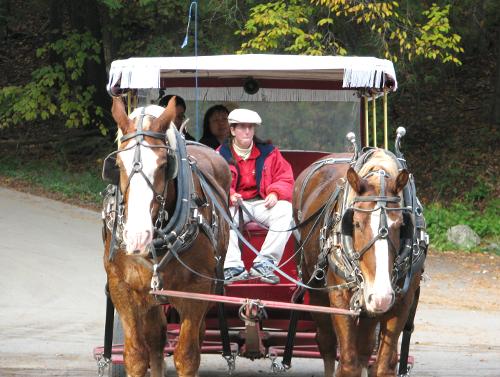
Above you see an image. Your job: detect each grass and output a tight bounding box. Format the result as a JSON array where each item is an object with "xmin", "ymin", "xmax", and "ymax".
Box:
[{"xmin": 0, "ymin": 155, "xmax": 105, "ymax": 208}]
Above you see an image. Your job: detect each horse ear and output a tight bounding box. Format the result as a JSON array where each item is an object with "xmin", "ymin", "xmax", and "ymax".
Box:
[
  {"xmin": 111, "ymin": 97, "xmax": 130, "ymax": 133},
  {"xmin": 346, "ymin": 167, "xmax": 362, "ymax": 194},
  {"xmin": 395, "ymin": 169, "xmax": 409, "ymax": 193},
  {"xmin": 153, "ymin": 95, "xmax": 177, "ymax": 132}
]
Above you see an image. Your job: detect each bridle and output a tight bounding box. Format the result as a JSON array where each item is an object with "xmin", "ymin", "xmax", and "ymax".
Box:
[
  {"xmin": 102, "ymin": 108, "xmax": 179, "ymax": 258},
  {"xmin": 341, "ymin": 169, "xmax": 407, "ymax": 261},
  {"xmin": 292, "ymin": 161, "xmax": 414, "ymax": 311},
  {"xmin": 117, "ymin": 109, "xmax": 177, "ymax": 220}
]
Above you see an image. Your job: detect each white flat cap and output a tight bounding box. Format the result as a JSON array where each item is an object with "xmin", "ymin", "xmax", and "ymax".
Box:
[{"xmin": 228, "ymin": 108, "xmax": 262, "ymax": 125}]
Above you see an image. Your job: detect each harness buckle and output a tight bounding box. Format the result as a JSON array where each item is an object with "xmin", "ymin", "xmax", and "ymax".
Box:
[
  {"xmin": 332, "ymin": 232, "xmax": 340, "ymax": 247},
  {"xmin": 96, "ymin": 355, "xmax": 111, "ymax": 377},
  {"xmin": 313, "ymin": 267, "xmax": 325, "ymax": 281},
  {"xmin": 151, "ymin": 264, "xmax": 161, "ymax": 291},
  {"xmin": 133, "ymin": 161, "xmax": 143, "ymax": 172}
]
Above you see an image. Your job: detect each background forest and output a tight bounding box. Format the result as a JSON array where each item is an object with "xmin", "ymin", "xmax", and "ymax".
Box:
[{"xmin": 0, "ymin": 0, "xmax": 498, "ymax": 252}]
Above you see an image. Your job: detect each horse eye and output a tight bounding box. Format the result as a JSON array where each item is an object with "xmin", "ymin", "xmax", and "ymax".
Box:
[{"xmin": 355, "ymin": 221, "xmax": 361, "ymax": 228}]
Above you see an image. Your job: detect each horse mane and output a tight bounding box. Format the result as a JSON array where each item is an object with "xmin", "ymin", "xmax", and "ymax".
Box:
[
  {"xmin": 346, "ymin": 149, "xmax": 400, "ymax": 205},
  {"xmin": 357, "ymin": 149, "xmax": 399, "ymax": 178}
]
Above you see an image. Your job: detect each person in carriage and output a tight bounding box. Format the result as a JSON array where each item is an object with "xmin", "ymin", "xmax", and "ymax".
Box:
[
  {"xmin": 218, "ymin": 108, "xmax": 295, "ymax": 284},
  {"xmin": 199, "ymin": 104, "xmax": 230, "ymax": 149}
]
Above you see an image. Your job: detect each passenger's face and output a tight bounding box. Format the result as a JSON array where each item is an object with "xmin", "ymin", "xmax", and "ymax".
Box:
[
  {"xmin": 174, "ymin": 105, "xmax": 185, "ymax": 128},
  {"xmin": 209, "ymin": 111, "xmax": 229, "ymax": 139},
  {"xmin": 231, "ymin": 123, "xmax": 255, "ymax": 149}
]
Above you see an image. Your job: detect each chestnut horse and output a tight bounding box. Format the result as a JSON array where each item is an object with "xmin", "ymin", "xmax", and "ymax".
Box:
[
  {"xmin": 102, "ymin": 97, "xmax": 231, "ymax": 377},
  {"xmin": 293, "ymin": 148, "xmax": 425, "ymax": 377}
]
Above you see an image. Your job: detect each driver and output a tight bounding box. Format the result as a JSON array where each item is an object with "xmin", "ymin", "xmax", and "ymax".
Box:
[{"xmin": 217, "ymin": 109, "xmax": 294, "ymax": 284}]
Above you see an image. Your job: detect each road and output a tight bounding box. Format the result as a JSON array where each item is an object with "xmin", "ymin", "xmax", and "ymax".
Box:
[{"xmin": 0, "ymin": 186, "xmax": 499, "ymax": 376}]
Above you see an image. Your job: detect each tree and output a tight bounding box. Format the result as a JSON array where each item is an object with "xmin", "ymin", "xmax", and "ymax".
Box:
[
  {"xmin": 0, "ymin": 0, "xmax": 246, "ymax": 133},
  {"xmin": 0, "ymin": 31, "xmax": 106, "ymax": 131},
  {"xmin": 0, "ymin": 0, "xmax": 110, "ymax": 132},
  {"xmin": 238, "ymin": 0, "xmax": 463, "ymax": 65}
]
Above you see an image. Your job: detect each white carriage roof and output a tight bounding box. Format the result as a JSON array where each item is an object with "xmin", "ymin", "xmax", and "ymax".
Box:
[{"xmin": 108, "ymin": 54, "xmax": 397, "ymax": 102}]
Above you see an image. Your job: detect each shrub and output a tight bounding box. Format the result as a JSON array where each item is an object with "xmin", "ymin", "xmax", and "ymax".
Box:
[{"xmin": 425, "ymin": 199, "xmax": 499, "ymax": 252}]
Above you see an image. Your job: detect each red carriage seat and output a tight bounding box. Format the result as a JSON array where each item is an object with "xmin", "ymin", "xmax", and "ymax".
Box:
[{"xmin": 234, "ymin": 150, "xmax": 331, "ymax": 283}]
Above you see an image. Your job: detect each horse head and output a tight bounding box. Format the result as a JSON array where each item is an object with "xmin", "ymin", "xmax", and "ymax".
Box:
[
  {"xmin": 111, "ymin": 96, "xmax": 178, "ymax": 256},
  {"xmin": 343, "ymin": 149, "xmax": 409, "ymax": 314}
]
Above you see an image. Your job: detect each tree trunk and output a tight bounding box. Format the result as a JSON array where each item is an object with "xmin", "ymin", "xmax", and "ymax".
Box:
[
  {"xmin": 66, "ymin": 0, "xmax": 111, "ymax": 127},
  {"xmin": 98, "ymin": 4, "xmax": 114, "ymax": 68},
  {"xmin": 493, "ymin": 27, "xmax": 500, "ymax": 125},
  {"xmin": 48, "ymin": 0, "xmax": 63, "ymax": 64},
  {"xmin": 0, "ymin": 0, "xmax": 10, "ymax": 40}
]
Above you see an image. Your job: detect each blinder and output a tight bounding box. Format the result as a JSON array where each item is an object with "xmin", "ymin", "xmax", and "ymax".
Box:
[
  {"xmin": 341, "ymin": 208, "xmax": 354, "ymax": 236},
  {"xmin": 102, "ymin": 155, "xmax": 120, "ymax": 185},
  {"xmin": 400, "ymin": 212, "xmax": 414, "ymax": 240},
  {"xmin": 165, "ymin": 150, "xmax": 178, "ymax": 180}
]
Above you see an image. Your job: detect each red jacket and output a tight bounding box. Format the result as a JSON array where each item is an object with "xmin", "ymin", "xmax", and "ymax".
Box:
[{"xmin": 218, "ymin": 142, "xmax": 294, "ymax": 202}]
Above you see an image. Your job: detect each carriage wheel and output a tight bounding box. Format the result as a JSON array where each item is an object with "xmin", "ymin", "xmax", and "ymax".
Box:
[{"xmin": 109, "ymin": 312, "xmax": 126, "ymax": 377}]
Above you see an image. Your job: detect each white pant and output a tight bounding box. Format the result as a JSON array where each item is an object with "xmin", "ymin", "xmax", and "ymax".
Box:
[{"xmin": 224, "ymin": 200, "xmax": 293, "ymax": 269}]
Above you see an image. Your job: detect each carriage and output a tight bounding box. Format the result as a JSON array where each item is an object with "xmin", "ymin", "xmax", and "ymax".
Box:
[{"xmin": 93, "ymin": 54, "xmax": 428, "ymax": 377}]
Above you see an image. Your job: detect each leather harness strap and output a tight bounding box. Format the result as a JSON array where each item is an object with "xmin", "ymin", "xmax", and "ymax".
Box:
[
  {"xmin": 398, "ymin": 286, "xmax": 420, "ymax": 375},
  {"xmin": 103, "ymin": 284, "xmax": 114, "ymax": 361}
]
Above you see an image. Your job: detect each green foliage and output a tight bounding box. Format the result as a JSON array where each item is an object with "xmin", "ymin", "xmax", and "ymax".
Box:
[
  {"xmin": 415, "ymin": 4, "xmax": 463, "ymax": 64},
  {"xmin": 0, "ymin": 32, "xmax": 106, "ymax": 132},
  {"xmin": 99, "ymin": 0, "xmax": 157, "ymax": 10},
  {"xmin": 237, "ymin": 0, "xmax": 346, "ymax": 55},
  {"xmin": 426, "ymin": 199, "xmax": 500, "ymax": 252},
  {"xmin": 239, "ymin": 0, "xmax": 463, "ymax": 65}
]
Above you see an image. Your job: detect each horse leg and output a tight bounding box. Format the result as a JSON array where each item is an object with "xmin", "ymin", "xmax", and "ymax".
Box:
[
  {"xmin": 142, "ymin": 306, "xmax": 167, "ymax": 377},
  {"xmin": 198, "ymin": 318, "xmax": 206, "ymax": 349},
  {"xmin": 173, "ymin": 301, "xmax": 208, "ymax": 377},
  {"xmin": 117, "ymin": 306, "xmax": 150, "ymax": 377},
  {"xmin": 374, "ymin": 279, "xmax": 421, "ymax": 376},
  {"xmin": 309, "ymin": 291, "xmax": 336, "ymax": 377},
  {"xmin": 354, "ymin": 319, "xmax": 378, "ymax": 377},
  {"xmin": 331, "ymin": 305, "xmax": 361, "ymax": 377},
  {"xmin": 313, "ymin": 312, "xmax": 337, "ymax": 377},
  {"xmin": 372, "ymin": 316, "xmax": 402, "ymax": 377}
]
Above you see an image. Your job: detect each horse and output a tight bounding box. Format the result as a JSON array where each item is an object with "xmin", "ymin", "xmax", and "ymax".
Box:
[
  {"xmin": 102, "ymin": 96, "xmax": 231, "ymax": 377},
  {"xmin": 293, "ymin": 148, "xmax": 426, "ymax": 377}
]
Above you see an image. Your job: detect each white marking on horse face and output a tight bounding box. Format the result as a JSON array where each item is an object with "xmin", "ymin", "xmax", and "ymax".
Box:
[
  {"xmin": 364, "ymin": 210, "xmax": 395, "ymax": 313},
  {"xmin": 119, "ymin": 140, "xmax": 159, "ymax": 254}
]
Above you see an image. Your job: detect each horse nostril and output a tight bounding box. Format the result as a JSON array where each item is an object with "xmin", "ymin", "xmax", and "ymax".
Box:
[{"xmin": 367, "ymin": 294, "xmax": 374, "ymax": 304}]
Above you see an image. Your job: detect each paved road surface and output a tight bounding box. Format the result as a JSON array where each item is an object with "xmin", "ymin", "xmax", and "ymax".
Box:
[{"xmin": 0, "ymin": 187, "xmax": 499, "ymax": 376}]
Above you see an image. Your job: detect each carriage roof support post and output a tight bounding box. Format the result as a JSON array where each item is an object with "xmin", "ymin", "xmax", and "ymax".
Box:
[
  {"xmin": 372, "ymin": 93, "xmax": 377, "ymax": 147},
  {"xmin": 364, "ymin": 96, "xmax": 369, "ymax": 147},
  {"xmin": 383, "ymin": 89, "xmax": 388, "ymax": 149}
]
